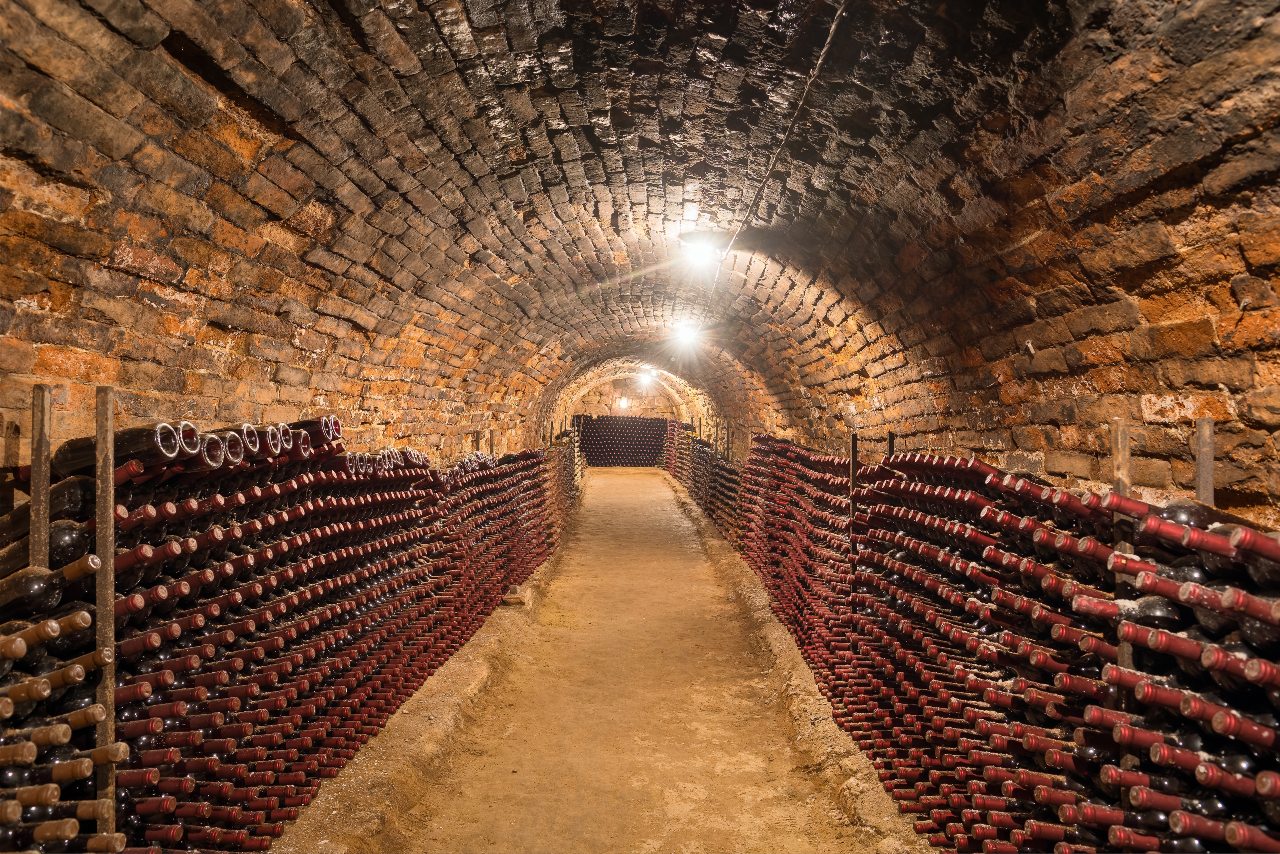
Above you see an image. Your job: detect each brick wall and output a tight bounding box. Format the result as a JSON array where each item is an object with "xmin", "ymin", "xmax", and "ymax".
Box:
[
  {"xmin": 0, "ymin": 1, "xmax": 1276, "ymax": 517},
  {"xmin": 571, "ymin": 382, "xmax": 679, "ymax": 420}
]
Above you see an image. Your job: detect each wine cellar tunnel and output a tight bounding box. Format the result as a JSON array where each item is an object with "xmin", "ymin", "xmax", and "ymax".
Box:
[{"xmin": 0, "ymin": 0, "xmax": 1279, "ymax": 851}]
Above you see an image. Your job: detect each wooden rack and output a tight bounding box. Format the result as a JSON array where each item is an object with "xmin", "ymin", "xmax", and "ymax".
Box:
[{"xmin": 26, "ymin": 384, "xmax": 117, "ymax": 833}]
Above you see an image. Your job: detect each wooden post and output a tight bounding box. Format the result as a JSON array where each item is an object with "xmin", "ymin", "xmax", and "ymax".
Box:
[
  {"xmin": 94, "ymin": 387, "xmax": 116, "ymax": 833},
  {"xmin": 1, "ymin": 419, "xmax": 18, "ymax": 515},
  {"xmin": 849, "ymin": 432, "xmax": 858, "ymax": 552},
  {"xmin": 29, "ymin": 385, "xmax": 52, "ymax": 570},
  {"xmin": 1195, "ymin": 418, "xmax": 1214, "ymax": 506},
  {"xmin": 1110, "ymin": 416, "xmax": 1131, "ymax": 497},
  {"xmin": 886, "ymin": 430, "xmax": 896, "ymax": 458},
  {"xmin": 1108, "ymin": 416, "xmax": 1136, "ymax": 679},
  {"xmin": 488, "ymin": 428, "xmax": 495, "ymax": 456}
]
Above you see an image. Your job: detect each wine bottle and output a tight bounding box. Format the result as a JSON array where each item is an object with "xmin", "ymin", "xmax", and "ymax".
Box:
[
  {"xmin": 0, "ymin": 477, "xmax": 98, "ymax": 551},
  {"xmin": 49, "ymin": 424, "xmax": 184, "ymax": 480},
  {"xmin": 0, "ymin": 556, "xmax": 100, "ymax": 621},
  {"xmin": 0, "ymin": 520, "xmax": 97, "ymax": 579}
]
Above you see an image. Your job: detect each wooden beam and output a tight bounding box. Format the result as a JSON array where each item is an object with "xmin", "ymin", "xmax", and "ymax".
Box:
[
  {"xmin": 94, "ymin": 386, "xmax": 117, "ymax": 833},
  {"xmin": 848, "ymin": 432, "xmax": 858, "ymax": 541},
  {"xmin": 1110, "ymin": 416, "xmax": 1131, "ymax": 496},
  {"xmin": 1109, "ymin": 415, "xmax": 1135, "ymax": 675},
  {"xmin": 29, "ymin": 384, "xmax": 52, "ymax": 570},
  {"xmin": 1195, "ymin": 417, "xmax": 1214, "ymax": 505}
]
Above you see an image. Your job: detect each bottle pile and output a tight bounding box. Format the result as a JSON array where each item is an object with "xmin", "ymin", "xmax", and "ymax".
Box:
[
  {"xmin": 0, "ymin": 433, "xmax": 129, "ymax": 852},
  {"xmin": 662, "ymin": 421, "xmax": 691, "ymax": 483},
  {"xmin": 0, "ymin": 570, "xmax": 121, "ymax": 850},
  {"xmin": 547, "ymin": 433, "xmax": 584, "ymax": 513},
  {"xmin": 675, "ymin": 434, "xmax": 740, "ymax": 543},
  {"xmin": 737, "ymin": 434, "xmax": 1280, "ymax": 853},
  {"xmin": 1, "ymin": 416, "xmax": 565, "ymax": 852},
  {"xmin": 575, "ymin": 417, "xmax": 667, "ymax": 467}
]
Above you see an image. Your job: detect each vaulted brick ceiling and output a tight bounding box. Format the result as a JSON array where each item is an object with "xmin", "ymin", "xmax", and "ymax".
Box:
[
  {"xmin": 256, "ymin": 0, "xmax": 1062, "ymax": 429},
  {"xmin": 2, "ymin": 0, "xmax": 1277, "ymax": 505}
]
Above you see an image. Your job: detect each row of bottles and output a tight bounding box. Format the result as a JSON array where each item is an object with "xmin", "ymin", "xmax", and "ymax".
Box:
[
  {"xmin": 662, "ymin": 421, "xmax": 692, "ymax": 484},
  {"xmin": 735, "ymin": 435, "xmax": 1280, "ymax": 853},
  {"xmin": 574, "ymin": 416, "xmax": 668, "ymax": 467},
  {"xmin": 0, "ymin": 415, "xmax": 567, "ymax": 853},
  {"xmin": 0, "ymin": 611, "xmax": 122, "ymax": 852},
  {"xmin": 665, "ymin": 428, "xmax": 739, "ymax": 544},
  {"xmin": 547, "ymin": 434, "xmax": 584, "ymax": 520}
]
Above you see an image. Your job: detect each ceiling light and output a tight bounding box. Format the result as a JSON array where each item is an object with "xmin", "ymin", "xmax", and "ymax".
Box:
[
  {"xmin": 617, "ymin": 397, "xmax": 629, "ymax": 410},
  {"xmin": 673, "ymin": 323, "xmax": 700, "ymax": 348},
  {"xmin": 681, "ymin": 238, "xmax": 720, "ymax": 272},
  {"xmin": 637, "ymin": 374, "xmax": 652, "ymax": 388}
]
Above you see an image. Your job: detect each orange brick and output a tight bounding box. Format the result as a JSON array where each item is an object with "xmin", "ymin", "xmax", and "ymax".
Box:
[{"xmin": 32, "ymin": 345, "xmax": 120, "ymax": 384}]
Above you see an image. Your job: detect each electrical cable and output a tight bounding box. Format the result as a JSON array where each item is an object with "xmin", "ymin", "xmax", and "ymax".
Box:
[{"xmin": 710, "ymin": 0, "xmax": 852, "ymax": 299}]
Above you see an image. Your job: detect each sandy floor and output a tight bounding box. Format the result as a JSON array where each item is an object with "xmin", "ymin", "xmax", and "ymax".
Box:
[{"xmin": 274, "ymin": 468, "xmax": 912, "ymax": 854}]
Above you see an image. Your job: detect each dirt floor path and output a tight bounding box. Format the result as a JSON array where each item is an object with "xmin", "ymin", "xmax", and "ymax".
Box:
[{"xmin": 276, "ymin": 468, "xmax": 888, "ymax": 854}]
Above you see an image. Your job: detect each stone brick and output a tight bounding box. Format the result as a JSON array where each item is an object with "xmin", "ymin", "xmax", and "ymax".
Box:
[
  {"xmin": 315, "ymin": 294, "xmax": 378, "ymax": 332},
  {"xmin": 32, "ymin": 344, "xmax": 121, "ymax": 384},
  {"xmin": 83, "ymin": 0, "xmax": 170, "ymax": 47},
  {"xmin": 1230, "ymin": 273, "xmax": 1278, "ymax": 309},
  {"xmin": 1077, "ymin": 222, "xmax": 1179, "ymax": 279},
  {"xmin": 167, "ymin": 133, "xmax": 242, "ymax": 186},
  {"xmin": 1063, "ymin": 299, "xmax": 1143, "ymax": 338},
  {"xmin": 108, "ymin": 243, "xmax": 184, "ymax": 283},
  {"xmin": 1239, "ymin": 210, "xmax": 1280, "ymax": 268},
  {"xmin": 1129, "ymin": 317, "xmax": 1218, "ymax": 361},
  {"xmin": 1044, "ymin": 450, "xmax": 1096, "ymax": 480},
  {"xmin": 1222, "ymin": 308, "xmax": 1280, "ymax": 351},
  {"xmin": 1242, "ymin": 386, "xmax": 1280, "ymax": 429},
  {"xmin": 1161, "ymin": 357, "xmax": 1254, "ymax": 391},
  {"xmin": 1027, "ymin": 348, "xmax": 1069, "ymax": 375},
  {"xmin": 273, "ymin": 362, "xmax": 311, "ymax": 386},
  {"xmin": 115, "ymin": 50, "xmax": 219, "ymax": 125},
  {"xmin": 0, "ymin": 336, "xmax": 35, "ymax": 374},
  {"xmin": 1141, "ymin": 392, "xmax": 1236, "ymax": 425},
  {"xmin": 24, "ymin": 75, "xmax": 143, "ymax": 159},
  {"xmin": 203, "ymin": 181, "xmax": 267, "ymax": 229},
  {"xmin": 1131, "ymin": 456, "xmax": 1174, "ymax": 489},
  {"xmin": 0, "ymin": 211, "xmax": 112, "ymax": 259}
]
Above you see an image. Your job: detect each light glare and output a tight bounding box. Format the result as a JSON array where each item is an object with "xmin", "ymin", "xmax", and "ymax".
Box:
[
  {"xmin": 682, "ymin": 239, "xmax": 720, "ymax": 271},
  {"xmin": 674, "ymin": 324, "xmax": 700, "ymax": 347},
  {"xmin": 617, "ymin": 397, "xmax": 629, "ymax": 410}
]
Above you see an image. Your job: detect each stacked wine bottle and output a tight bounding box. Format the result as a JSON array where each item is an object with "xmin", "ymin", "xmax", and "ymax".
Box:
[
  {"xmin": 736, "ymin": 434, "xmax": 1280, "ymax": 853},
  {"xmin": 547, "ymin": 434, "xmax": 584, "ymax": 515},
  {"xmin": 575, "ymin": 417, "xmax": 667, "ymax": 467},
  {"xmin": 0, "ymin": 562, "xmax": 121, "ymax": 852},
  {"xmin": 0, "ymin": 416, "xmax": 564, "ymax": 853},
  {"xmin": 673, "ymin": 434, "xmax": 740, "ymax": 544},
  {"xmin": 662, "ymin": 421, "xmax": 692, "ymax": 483}
]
